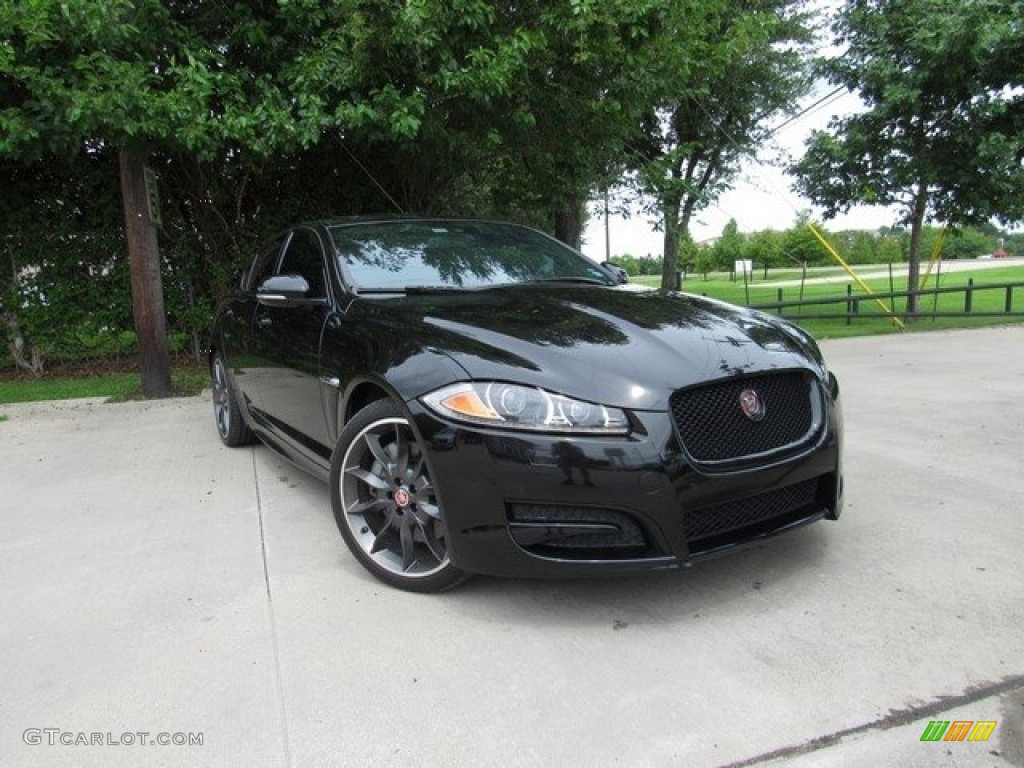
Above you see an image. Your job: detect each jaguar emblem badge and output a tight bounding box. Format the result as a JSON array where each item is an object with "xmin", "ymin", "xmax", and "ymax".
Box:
[{"xmin": 739, "ymin": 388, "xmax": 766, "ymax": 422}]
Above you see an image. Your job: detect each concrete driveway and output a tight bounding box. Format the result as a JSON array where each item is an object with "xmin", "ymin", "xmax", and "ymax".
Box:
[{"xmin": 2, "ymin": 325, "xmax": 1022, "ymax": 768}]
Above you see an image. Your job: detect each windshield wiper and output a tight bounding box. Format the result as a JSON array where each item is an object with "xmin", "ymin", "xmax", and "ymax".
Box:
[
  {"xmin": 356, "ymin": 285, "xmax": 468, "ymax": 295},
  {"xmin": 354, "ymin": 287, "xmax": 404, "ymax": 295},
  {"xmin": 526, "ymin": 276, "xmax": 611, "ymax": 286},
  {"xmin": 404, "ymin": 285, "xmax": 470, "ymax": 294}
]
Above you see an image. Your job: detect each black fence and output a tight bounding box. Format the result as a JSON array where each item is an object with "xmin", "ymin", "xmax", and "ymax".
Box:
[{"xmin": 749, "ymin": 279, "xmax": 1024, "ymax": 323}]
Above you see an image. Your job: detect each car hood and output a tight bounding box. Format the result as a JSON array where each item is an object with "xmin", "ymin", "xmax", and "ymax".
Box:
[{"xmin": 358, "ymin": 285, "xmax": 824, "ymax": 411}]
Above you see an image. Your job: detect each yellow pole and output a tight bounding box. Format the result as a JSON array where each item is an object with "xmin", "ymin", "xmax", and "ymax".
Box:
[
  {"xmin": 806, "ymin": 224, "xmax": 906, "ymax": 329},
  {"xmin": 920, "ymin": 226, "xmax": 947, "ymax": 290}
]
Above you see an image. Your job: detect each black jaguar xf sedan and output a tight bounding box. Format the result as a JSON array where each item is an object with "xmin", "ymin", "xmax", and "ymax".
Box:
[{"xmin": 209, "ymin": 218, "xmax": 843, "ymax": 591}]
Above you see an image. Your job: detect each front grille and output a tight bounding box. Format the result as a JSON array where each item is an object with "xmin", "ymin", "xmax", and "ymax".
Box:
[
  {"xmin": 670, "ymin": 371, "xmax": 819, "ymax": 464},
  {"xmin": 508, "ymin": 503, "xmax": 648, "ymax": 557},
  {"xmin": 685, "ymin": 478, "xmax": 821, "ymax": 551}
]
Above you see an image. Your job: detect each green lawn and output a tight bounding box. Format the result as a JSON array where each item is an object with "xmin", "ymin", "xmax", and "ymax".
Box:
[
  {"xmin": 0, "ymin": 365, "xmax": 209, "ymax": 406},
  {"xmin": 633, "ymin": 262, "xmax": 1024, "ymax": 339}
]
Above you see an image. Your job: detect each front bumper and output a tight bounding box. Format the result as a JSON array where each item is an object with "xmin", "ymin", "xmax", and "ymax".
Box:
[{"xmin": 406, "ymin": 394, "xmax": 843, "ymax": 578}]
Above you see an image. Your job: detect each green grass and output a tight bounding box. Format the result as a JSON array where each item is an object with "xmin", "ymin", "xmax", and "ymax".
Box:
[
  {"xmin": 634, "ymin": 263, "xmax": 1024, "ymax": 339},
  {"xmin": 0, "ymin": 365, "xmax": 209, "ymax": 405}
]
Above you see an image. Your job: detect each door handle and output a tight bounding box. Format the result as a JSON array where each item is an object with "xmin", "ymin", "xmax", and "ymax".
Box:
[{"xmin": 256, "ymin": 314, "xmax": 272, "ymax": 328}]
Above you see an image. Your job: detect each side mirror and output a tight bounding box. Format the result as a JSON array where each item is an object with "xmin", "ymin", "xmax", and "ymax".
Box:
[
  {"xmin": 602, "ymin": 261, "xmax": 629, "ymax": 284},
  {"xmin": 257, "ymin": 274, "xmax": 318, "ymax": 306}
]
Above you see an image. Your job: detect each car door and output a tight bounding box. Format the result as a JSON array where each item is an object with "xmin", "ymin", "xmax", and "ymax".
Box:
[
  {"xmin": 222, "ymin": 234, "xmax": 287, "ymax": 416},
  {"xmin": 250, "ymin": 227, "xmax": 334, "ymax": 459}
]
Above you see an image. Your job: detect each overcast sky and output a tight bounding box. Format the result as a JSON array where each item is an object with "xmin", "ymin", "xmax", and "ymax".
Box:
[
  {"xmin": 580, "ymin": 86, "xmax": 903, "ymax": 261},
  {"xmin": 580, "ymin": 0, "xmax": 905, "ymax": 261}
]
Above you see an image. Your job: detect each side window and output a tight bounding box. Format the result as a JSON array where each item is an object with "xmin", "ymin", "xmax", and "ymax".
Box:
[
  {"xmin": 250, "ymin": 235, "xmax": 287, "ymax": 292},
  {"xmin": 277, "ymin": 229, "xmax": 327, "ymax": 298}
]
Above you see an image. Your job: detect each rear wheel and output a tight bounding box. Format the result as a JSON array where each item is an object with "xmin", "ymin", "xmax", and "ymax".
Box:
[
  {"xmin": 330, "ymin": 399, "xmax": 469, "ymax": 592},
  {"xmin": 211, "ymin": 354, "xmax": 255, "ymax": 447}
]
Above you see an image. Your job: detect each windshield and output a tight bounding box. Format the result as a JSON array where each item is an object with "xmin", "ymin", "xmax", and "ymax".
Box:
[{"xmin": 328, "ymin": 220, "xmax": 615, "ymax": 291}]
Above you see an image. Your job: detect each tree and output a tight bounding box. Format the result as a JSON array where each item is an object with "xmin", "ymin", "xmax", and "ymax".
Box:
[
  {"xmin": 0, "ymin": 149, "xmax": 134, "ymax": 368},
  {"xmin": 2, "ymin": 0, "xmax": 823, "ymax": 376},
  {"xmin": 0, "ymin": 1, "xmax": 543, "ymax": 390},
  {"xmin": 744, "ymin": 229, "xmax": 784, "ymax": 269},
  {"xmin": 1, "ymin": 1, "xmax": 304, "ymax": 394},
  {"xmin": 791, "ymin": 0, "xmax": 1024, "ymax": 316},
  {"xmin": 712, "ymin": 219, "xmax": 746, "ymax": 271},
  {"xmin": 4, "ymin": 1, "xmax": 696, "ymax": 386},
  {"xmin": 943, "ymin": 228, "xmax": 994, "ymax": 261},
  {"xmin": 783, "ymin": 212, "xmax": 829, "ymax": 265},
  {"xmin": 475, "ymin": 1, "xmax": 693, "ymax": 247},
  {"xmin": 847, "ymin": 231, "xmax": 878, "ymax": 265},
  {"xmin": 632, "ymin": 0, "xmax": 812, "ymax": 289},
  {"xmin": 876, "ymin": 231, "xmax": 904, "ymax": 265}
]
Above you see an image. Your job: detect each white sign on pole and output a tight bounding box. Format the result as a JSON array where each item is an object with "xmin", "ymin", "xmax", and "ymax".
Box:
[{"xmin": 144, "ymin": 166, "xmax": 162, "ymax": 227}]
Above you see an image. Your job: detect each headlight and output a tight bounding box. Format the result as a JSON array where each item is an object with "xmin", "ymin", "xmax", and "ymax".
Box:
[{"xmin": 421, "ymin": 382, "xmax": 630, "ymax": 435}]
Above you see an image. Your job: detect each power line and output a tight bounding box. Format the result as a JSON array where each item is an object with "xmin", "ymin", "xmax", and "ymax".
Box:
[
  {"xmin": 693, "ymin": 95, "xmax": 804, "ymax": 220},
  {"xmin": 768, "ymin": 85, "xmax": 848, "ymax": 137},
  {"xmin": 336, "ymin": 136, "xmax": 405, "ymax": 214},
  {"xmin": 612, "ymin": 85, "xmax": 853, "ymax": 238}
]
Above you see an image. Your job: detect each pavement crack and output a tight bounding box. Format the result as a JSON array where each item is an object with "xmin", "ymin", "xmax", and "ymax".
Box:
[
  {"xmin": 254, "ymin": 450, "xmax": 294, "ymax": 768},
  {"xmin": 718, "ymin": 674, "xmax": 1024, "ymax": 768}
]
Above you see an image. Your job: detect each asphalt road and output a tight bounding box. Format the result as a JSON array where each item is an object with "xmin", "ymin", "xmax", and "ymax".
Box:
[{"xmin": 1, "ymin": 325, "xmax": 1022, "ymax": 767}]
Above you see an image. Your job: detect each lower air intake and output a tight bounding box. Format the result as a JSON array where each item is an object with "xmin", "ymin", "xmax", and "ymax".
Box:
[
  {"xmin": 686, "ymin": 478, "xmax": 821, "ymax": 552},
  {"xmin": 508, "ymin": 503, "xmax": 649, "ymax": 558}
]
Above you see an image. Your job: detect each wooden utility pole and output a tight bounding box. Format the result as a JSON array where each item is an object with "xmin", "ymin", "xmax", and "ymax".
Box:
[
  {"xmin": 119, "ymin": 148, "xmax": 172, "ymax": 398},
  {"xmin": 604, "ymin": 188, "xmax": 610, "ymax": 263}
]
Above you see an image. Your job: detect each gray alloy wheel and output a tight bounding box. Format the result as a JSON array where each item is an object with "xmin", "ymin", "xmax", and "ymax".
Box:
[
  {"xmin": 210, "ymin": 354, "xmax": 254, "ymax": 447},
  {"xmin": 330, "ymin": 399, "xmax": 469, "ymax": 592}
]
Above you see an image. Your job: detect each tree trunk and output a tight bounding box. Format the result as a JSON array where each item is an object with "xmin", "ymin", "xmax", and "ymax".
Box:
[
  {"xmin": 905, "ymin": 181, "xmax": 929, "ymax": 319},
  {"xmin": 119, "ymin": 148, "xmax": 172, "ymax": 398},
  {"xmin": 553, "ymin": 195, "xmax": 585, "ymax": 250},
  {"xmin": 4, "ymin": 311, "xmax": 44, "ymax": 376},
  {"xmin": 661, "ymin": 193, "xmax": 682, "ymax": 290}
]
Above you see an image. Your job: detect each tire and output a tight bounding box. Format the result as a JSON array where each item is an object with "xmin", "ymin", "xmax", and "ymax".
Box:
[
  {"xmin": 211, "ymin": 353, "xmax": 255, "ymax": 447},
  {"xmin": 329, "ymin": 399, "xmax": 469, "ymax": 592}
]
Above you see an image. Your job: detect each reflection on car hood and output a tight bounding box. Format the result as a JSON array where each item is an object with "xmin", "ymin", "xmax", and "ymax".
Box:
[{"xmin": 363, "ymin": 286, "xmax": 823, "ymax": 411}]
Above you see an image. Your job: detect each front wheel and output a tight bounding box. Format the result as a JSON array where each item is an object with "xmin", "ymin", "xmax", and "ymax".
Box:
[
  {"xmin": 329, "ymin": 399, "xmax": 469, "ymax": 592},
  {"xmin": 211, "ymin": 353, "xmax": 255, "ymax": 447}
]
